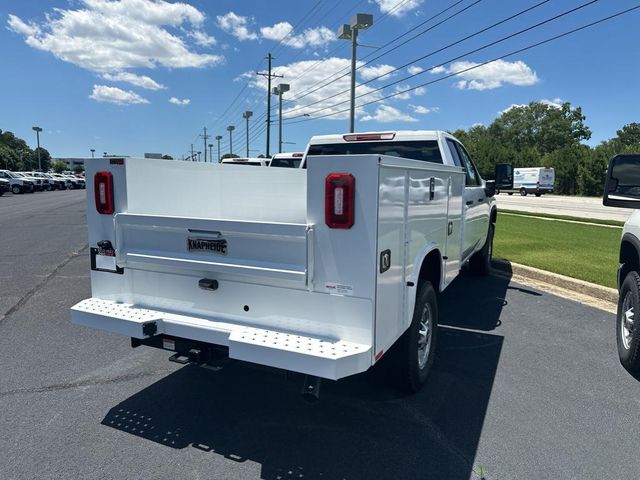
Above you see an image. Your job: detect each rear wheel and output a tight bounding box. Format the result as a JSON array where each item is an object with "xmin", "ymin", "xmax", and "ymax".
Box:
[
  {"xmin": 389, "ymin": 281, "xmax": 438, "ymax": 393},
  {"xmin": 469, "ymin": 223, "xmax": 494, "ymax": 275},
  {"xmin": 617, "ymin": 271, "xmax": 640, "ymax": 374},
  {"xmin": 520, "ymin": 188, "xmax": 527, "ymax": 196},
  {"xmin": 12, "ymin": 185, "xmax": 21, "ymax": 194}
]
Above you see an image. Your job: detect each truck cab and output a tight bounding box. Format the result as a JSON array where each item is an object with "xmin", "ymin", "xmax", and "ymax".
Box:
[{"xmin": 603, "ymin": 153, "xmax": 640, "ymax": 375}]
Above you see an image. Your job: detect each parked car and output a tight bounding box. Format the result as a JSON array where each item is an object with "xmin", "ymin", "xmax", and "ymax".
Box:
[
  {"xmin": 71, "ymin": 130, "xmax": 510, "ymax": 399},
  {"xmin": 13, "ymin": 172, "xmax": 44, "ymax": 191},
  {"xmin": 42, "ymin": 173, "xmax": 67, "ymax": 190},
  {"xmin": 603, "ymin": 153, "xmax": 640, "ymax": 375},
  {"xmin": 23, "ymin": 172, "xmax": 53, "ymax": 191},
  {"xmin": 0, "ymin": 178, "xmax": 10, "ymax": 196},
  {"xmin": 269, "ymin": 152, "xmax": 304, "ymax": 168},
  {"xmin": 0, "ymin": 170, "xmax": 34, "ymax": 194},
  {"xmin": 220, "ymin": 157, "xmax": 269, "ymax": 166},
  {"xmin": 63, "ymin": 174, "xmax": 85, "ymax": 189}
]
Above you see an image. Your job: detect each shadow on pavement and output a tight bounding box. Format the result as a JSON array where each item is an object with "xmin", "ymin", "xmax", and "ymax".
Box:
[{"xmin": 102, "ymin": 271, "xmax": 511, "ymax": 479}]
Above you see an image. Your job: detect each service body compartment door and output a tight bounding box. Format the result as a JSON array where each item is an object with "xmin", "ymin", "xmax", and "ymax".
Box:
[{"xmin": 115, "ymin": 213, "xmax": 310, "ymax": 287}]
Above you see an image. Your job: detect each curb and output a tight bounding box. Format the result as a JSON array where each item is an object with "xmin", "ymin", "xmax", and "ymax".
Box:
[{"xmin": 492, "ymin": 259, "xmax": 618, "ymax": 305}]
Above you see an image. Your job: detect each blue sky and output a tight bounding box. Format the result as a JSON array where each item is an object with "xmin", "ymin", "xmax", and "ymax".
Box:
[{"xmin": 1, "ymin": 0, "xmax": 638, "ymax": 160}]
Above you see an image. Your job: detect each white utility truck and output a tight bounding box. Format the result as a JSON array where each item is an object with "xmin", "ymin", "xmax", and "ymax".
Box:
[
  {"xmin": 498, "ymin": 166, "xmax": 554, "ymax": 196},
  {"xmin": 71, "ymin": 131, "xmax": 509, "ymax": 397},
  {"xmin": 603, "ymin": 153, "xmax": 640, "ymax": 375}
]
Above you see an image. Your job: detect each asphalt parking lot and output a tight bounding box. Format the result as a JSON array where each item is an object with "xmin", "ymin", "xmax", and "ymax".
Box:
[{"xmin": 1, "ymin": 191, "xmax": 639, "ymax": 480}]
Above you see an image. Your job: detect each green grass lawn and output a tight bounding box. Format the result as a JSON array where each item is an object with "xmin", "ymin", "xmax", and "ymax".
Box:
[{"xmin": 494, "ymin": 214, "xmax": 621, "ymax": 288}]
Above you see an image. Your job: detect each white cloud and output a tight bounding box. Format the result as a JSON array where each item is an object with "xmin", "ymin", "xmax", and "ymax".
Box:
[
  {"xmin": 216, "ymin": 12, "xmax": 257, "ymax": 41},
  {"xmin": 260, "ymin": 22, "xmax": 293, "ymax": 41},
  {"xmin": 414, "ymin": 87, "xmax": 427, "ymax": 96},
  {"xmin": 431, "ymin": 65, "xmax": 446, "ymax": 74},
  {"xmin": 169, "ymin": 97, "xmax": 191, "ymax": 106},
  {"xmin": 260, "ymin": 21, "xmax": 335, "ymax": 49},
  {"xmin": 89, "ymin": 85, "xmax": 149, "ymax": 105},
  {"xmin": 436, "ymin": 59, "xmax": 539, "ymax": 91},
  {"xmin": 361, "ymin": 105, "xmax": 418, "ymax": 123},
  {"xmin": 360, "ymin": 64, "xmax": 396, "ymax": 81},
  {"xmin": 244, "ymin": 57, "xmax": 388, "ymax": 120},
  {"xmin": 500, "ymin": 98, "xmax": 564, "ymax": 115},
  {"xmin": 373, "ymin": 0, "xmax": 423, "ymax": 17},
  {"xmin": 189, "ymin": 30, "xmax": 216, "ymax": 47},
  {"xmin": 7, "ymin": 1, "xmax": 223, "ymax": 72},
  {"xmin": 392, "ymin": 84, "xmax": 425, "ymax": 100},
  {"xmin": 410, "ymin": 104, "xmax": 433, "ymax": 114},
  {"xmin": 102, "ymin": 72, "xmax": 165, "ymax": 90},
  {"xmin": 541, "ymin": 97, "xmax": 564, "ymax": 108},
  {"xmin": 408, "ymin": 65, "xmax": 423, "ymax": 75}
]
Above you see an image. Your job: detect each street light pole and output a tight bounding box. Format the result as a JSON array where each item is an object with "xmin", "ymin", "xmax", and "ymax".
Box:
[
  {"xmin": 337, "ymin": 13, "xmax": 373, "ymax": 133},
  {"xmin": 208, "ymin": 143, "xmax": 213, "ymax": 162},
  {"xmin": 90, "ymin": 149, "xmax": 95, "ymax": 158},
  {"xmin": 32, "ymin": 126, "xmax": 43, "ymax": 170},
  {"xmin": 215, "ymin": 135, "xmax": 222, "ymax": 162},
  {"xmin": 227, "ymin": 126, "xmax": 235, "ymax": 156},
  {"xmin": 242, "ymin": 111, "xmax": 253, "ymax": 158},
  {"xmin": 272, "ymin": 84, "xmax": 290, "ymax": 154}
]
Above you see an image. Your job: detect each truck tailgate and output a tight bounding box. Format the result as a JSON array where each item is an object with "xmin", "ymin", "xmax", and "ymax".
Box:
[{"xmin": 115, "ymin": 213, "xmax": 311, "ymax": 285}]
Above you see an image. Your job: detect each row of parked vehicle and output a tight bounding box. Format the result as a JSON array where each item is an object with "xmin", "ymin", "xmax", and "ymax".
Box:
[{"xmin": 0, "ymin": 170, "xmax": 85, "ymax": 195}]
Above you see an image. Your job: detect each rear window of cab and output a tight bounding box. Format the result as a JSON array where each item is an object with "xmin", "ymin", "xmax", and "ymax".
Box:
[{"xmin": 306, "ymin": 140, "xmax": 443, "ymax": 164}]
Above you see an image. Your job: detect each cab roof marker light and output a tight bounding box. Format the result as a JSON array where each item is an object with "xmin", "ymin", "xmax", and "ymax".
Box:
[{"xmin": 343, "ymin": 133, "xmax": 395, "ymax": 142}]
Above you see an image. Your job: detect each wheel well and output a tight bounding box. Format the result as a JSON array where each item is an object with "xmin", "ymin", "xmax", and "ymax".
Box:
[
  {"xmin": 418, "ymin": 249, "xmax": 442, "ymax": 292},
  {"xmin": 490, "ymin": 208, "xmax": 497, "ymax": 225},
  {"xmin": 620, "ymin": 240, "xmax": 640, "ymax": 284}
]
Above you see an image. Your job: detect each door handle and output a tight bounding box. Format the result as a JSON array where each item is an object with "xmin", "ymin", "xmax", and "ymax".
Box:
[
  {"xmin": 198, "ymin": 278, "xmax": 219, "ymax": 291},
  {"xmin": 466, "ymin": 200, "xmax": 474, "ymax": 206}
]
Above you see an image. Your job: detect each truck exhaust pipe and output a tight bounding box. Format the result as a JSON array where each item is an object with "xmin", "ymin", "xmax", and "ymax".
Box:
[{"xmin": 301, "ymin": 375, "xmax": 321, "ymax": 403}]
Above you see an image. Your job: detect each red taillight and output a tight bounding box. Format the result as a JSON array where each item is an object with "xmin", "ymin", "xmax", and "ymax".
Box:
[
  {"xmin": 325, "ymin": 173, "xmax": 355, "ymax": 229},
  {"xmin": 94, "ymin": 171, "xmax": 114, "ymax": 214}
]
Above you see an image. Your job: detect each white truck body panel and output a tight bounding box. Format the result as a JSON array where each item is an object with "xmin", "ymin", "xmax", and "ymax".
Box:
[
  {"xmin": 509, "ymin": 167, "xmax": 555, "ymax": 194},
  {"xmin": 72, "ymin": 131, "xmax": 488, "ymax": 381}
]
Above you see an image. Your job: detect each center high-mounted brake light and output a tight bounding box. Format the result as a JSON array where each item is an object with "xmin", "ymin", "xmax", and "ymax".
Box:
[
  {"xmin": 94, "ymin": 171, "xmax": 114, "ymax": 214},
  {"xmin": 325, "ymin": 173, "xmax": 355, "ymax": 229},
  {"xmin": 343, "ymin": 133, "xmax": 395, "ymax": 142}
]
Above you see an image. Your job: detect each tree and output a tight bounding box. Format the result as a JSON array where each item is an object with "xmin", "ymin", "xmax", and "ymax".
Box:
[
  {"xmin": 161, "ymin": 154, "xmax": 173, "ymax": 160},
  {"xmin": 50, "ymin": 160, "xmax": 67, "ymax": 173},
  {"xmin": 221, "ymin": 153, "xmax": 239, "ymax": 159},
  {"xmin": 73, "ymin": 165, "xmax": 84, "ymax": 174}
]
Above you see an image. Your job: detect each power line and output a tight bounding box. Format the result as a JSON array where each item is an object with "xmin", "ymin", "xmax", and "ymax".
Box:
[
  {"xmin": 284, "ymin": 4, "xmax": 640, "ymax": 125},
  {"xmin": 283, "ymin": 0, "xmax": 477, "ymax": 106},
  {"xmin": 284, "ymin": 0, "xmax": 602, "ymax": 121}
]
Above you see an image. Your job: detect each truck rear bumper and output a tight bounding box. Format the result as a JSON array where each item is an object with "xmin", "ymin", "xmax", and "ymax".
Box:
[{"xmin": 71, "ymin": 297, "xmax": 372, "ymax": 380}]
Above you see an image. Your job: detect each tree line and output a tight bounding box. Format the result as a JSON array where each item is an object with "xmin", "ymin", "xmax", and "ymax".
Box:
[
  {"xmin": 0, "ymin": 129, "xmax": 52, "ymax": 171},
  {"xmin": 452, "ymin": 102, "xmax": 640, "ymax": 196}
]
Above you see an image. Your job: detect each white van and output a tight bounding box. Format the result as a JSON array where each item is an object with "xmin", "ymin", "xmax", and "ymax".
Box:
[{"xmin": 499, "ymin": 167, "xmax": 554, "ymax": 196}]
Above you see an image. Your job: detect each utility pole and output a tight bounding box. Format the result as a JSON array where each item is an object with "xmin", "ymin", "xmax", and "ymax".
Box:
[
  {"xmin": 200, "ymin": 127, "xmax": 209, "ymax": 162},
  {"xmin": 227, "ymin": 126, "xmax": 235, "ymax": 156},
  {"xmin": 242, "ymin": 111, "xmax": 253, "ymax": 158},
  {"xmin": 32, "ymin": 126, "xmax": 43, "ymax": 170},
  {"xmin": 190, "ymin": 143, "xmax": 195, "ymax": 161},
  {"xmin": 215, "ymin": 135, "xmax": 222, "ymax": 162},
  {"xmin": 272, "ymin": 84, "xmax": 290, "ymax": 154},
  {"xmin": 256, "ymin": 53, "xmax": 283, "ymax": 158},
  {"xmin": 208, "ymin": 143, "xmax": 213, "ymax": 162}
]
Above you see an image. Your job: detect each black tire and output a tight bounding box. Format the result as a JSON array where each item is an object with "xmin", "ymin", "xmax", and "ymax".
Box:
[
  {"xmin": 520, "ymin": 188, "xmax": 527, "ymax": 196},
  {"xmin": 11, "ymin": 185, "xmax": 21, "ymax": 195},
  {"xmin": 617, "ymin": 271, "xmax": 640, "ymax": 374},
  {"xmin": 389, "ymin": 281, "xmax": 439, "ymax": 393},
  {"xmin": 535, "ymin": 192, "xmax": 542, "ymax": 197},
  {"xmin": 469, "ymin": 223, "xmax": 494, "ymax": 275},
  {"xmin": 507, "ymin": 192, "xmax": 513, "ymax": 196}
]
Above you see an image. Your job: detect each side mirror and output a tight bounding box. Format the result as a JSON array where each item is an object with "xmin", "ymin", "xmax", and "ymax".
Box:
[
  {"xmin": 495, "ymin": 163, "xmax": 513, "ymax": 190},
  {"xmin": 484, "ymin": 180, "xmax": 496, "ymax": 198},
  {"xmin": 603, "ymin": 154, "xmax": 640, "ymax": 209}
]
